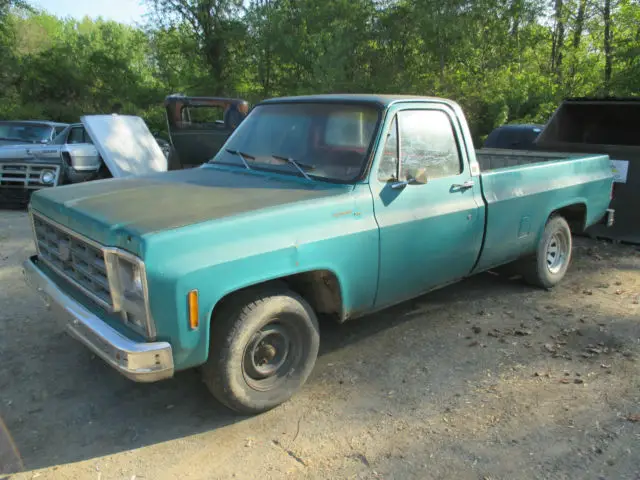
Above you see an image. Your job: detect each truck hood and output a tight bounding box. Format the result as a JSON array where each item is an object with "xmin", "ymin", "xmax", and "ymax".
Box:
[
  {"xmin": 29, "ymin": 166, "xmax": 351, "ymax": 250},
  {"xmin": 81, "ymin": 114, "xmax": 167, "ymax": 177}
]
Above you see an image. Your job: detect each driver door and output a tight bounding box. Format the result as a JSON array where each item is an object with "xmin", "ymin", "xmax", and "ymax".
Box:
[{"xmin": 370, "ymin": 104, "xmax": 485, "ymax": 308}]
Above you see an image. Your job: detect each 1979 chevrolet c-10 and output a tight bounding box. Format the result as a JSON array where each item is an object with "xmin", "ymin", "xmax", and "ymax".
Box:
[{"xmin": 23, "ymin": 95, "xmax": 615, "ymax": 414}]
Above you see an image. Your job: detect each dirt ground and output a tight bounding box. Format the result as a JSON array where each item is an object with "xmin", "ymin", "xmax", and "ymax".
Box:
[{"xmin": 0, "ymin": 209, "xmax": 639, "ymax": 480}]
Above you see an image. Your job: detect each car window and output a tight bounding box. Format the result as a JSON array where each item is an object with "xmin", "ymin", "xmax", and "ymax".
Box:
[
  {"xmin": 483, "ymin": 128, "xmax": 503, "ymax": 148},
  {"xmin": 67, "ymin": 127, "xmax": 85, "ymax": 144},
  {"xmin": 398, "ymin": 110, "xmax": 462, "ymax": 181},
  {"xmin": 0, "ymin": 123, "xmax": 52, "ymax": 143},
  {"xmin": 180, "ymin": 105, "xmax": 226, "ymax": 130},
  {"xmin": 378, "ymin": 116, "xmax": 399, "ymax": 182}
]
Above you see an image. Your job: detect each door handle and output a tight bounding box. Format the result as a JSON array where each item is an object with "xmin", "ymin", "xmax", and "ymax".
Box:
[{"xmin": 451, "ymin": 180, "xmax": 474, "ymax": 190}]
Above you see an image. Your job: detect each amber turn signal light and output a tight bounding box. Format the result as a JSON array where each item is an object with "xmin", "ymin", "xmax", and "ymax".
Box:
[{"xmin": 188, "ymin": 289, "xmax": 199, "ymax": 329}]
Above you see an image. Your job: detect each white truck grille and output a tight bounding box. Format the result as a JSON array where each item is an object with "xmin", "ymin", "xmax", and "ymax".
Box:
[
  {"xmin": 0, "ymin": 163, "xmax": 60, "ymax": 188},
  {"xmin": 32, "ymin": 212, "xmax": 112, "ymax": 309}
]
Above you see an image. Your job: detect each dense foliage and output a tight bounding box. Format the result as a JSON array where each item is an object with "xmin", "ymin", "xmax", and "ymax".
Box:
[{"xmin": 1, "ymin": 0, "xmax": 638, "ymax": 143}]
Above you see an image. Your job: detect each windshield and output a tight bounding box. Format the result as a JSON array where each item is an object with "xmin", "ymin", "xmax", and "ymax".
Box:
[
  {"xmin": 0, "ymin": 123, "xmax": 53, "ymax": 143},
  {"xmin": 209, "ymin": 102, "xmax": 381, "ymax": 182}
]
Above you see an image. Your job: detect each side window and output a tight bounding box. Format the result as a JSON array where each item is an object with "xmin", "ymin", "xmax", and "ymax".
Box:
[
  {"xmin": 67, "ymin": 127, "xmax": 85, "ymax": 144},
  {"xmin": 398, "ymin": 110, "xmax": 462, "ymax": 181},
  {"xmin": 180, "ymin": 106, "xmax": 225, "ymax": 129},
  {"xmin": 377, "ymin": 116, "xmax": 399, "ymax": 182}
]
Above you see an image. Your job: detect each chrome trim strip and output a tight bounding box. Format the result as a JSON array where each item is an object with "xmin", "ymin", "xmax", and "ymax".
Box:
[{"xmin": 23, "ymin": 256, "xmax": 173, "ymax": 382}]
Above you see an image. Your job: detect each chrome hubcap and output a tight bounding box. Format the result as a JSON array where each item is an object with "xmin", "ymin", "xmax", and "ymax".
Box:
[{"xmin": 546, "ymin": 233, "xmax": 568, "ymax": 274}]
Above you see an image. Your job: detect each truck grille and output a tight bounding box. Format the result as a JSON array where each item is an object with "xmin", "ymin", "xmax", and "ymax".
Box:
[
  {"xmin": 0, "ymin": 163, "xmax": 60, "ymax": 189},
  {"xmin": 32, "ymin": 213, "xmax": 112, "ymax": 309}
]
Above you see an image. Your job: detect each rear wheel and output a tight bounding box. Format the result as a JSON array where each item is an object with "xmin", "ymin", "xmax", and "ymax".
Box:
[
  {"xmin": 521, "ymin": 215, "xmax": 572, "ymax": 289},
  {"xmin": 202, "ymin": 287, "xmax": 320, "ymax": 414}
]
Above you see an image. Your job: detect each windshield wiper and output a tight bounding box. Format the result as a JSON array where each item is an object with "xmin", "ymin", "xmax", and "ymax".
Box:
[
  {"xmin": 271, "ymin": 155, "xmax": 315, "ymax": 181},
  {"xmin": 225, "ymin": 148, "xmax": 254, "ymax": 170}
]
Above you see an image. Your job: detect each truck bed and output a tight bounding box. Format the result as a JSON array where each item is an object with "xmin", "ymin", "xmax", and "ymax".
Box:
[
  {"xmin": 476, "ymin": 148, "xmax": 586, "ymax": 171},
  {"xmin": 472, "ymin": 148, "xmax": 613, "ymax": 274}
]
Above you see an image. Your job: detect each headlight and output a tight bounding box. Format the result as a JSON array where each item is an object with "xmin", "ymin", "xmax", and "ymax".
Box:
[
  {"xmin": 117, "ymin": 259, "xmax": 144, "ymax": 301},
  {"xmin": 40, "ymin": 170, "xmax": 56, "ymax": 185},
  {"xmin": 104, "ymin": 249, "xmax": 154, "ymax": 338}
]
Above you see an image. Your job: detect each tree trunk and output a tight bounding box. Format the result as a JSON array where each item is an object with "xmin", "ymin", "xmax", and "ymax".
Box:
[
  {"xmin": 603, "ymin": 0, "xmax": 613, "ymax": 93},
  {"xmin": 568, "ymin": 0, "xmax": 586, "ymax": 84},
  {"xmin": 509, "ymin": 0, "xmax": 522, "ymax": 40},
  {"xmin": 551, "ymin": 0, "xmax": 565, "ymax": 81},
  {"xmin": 204, "ymin": 36, "xmax": 226, "ymax": 96},
  {"xmin": 572, "ymin": 0, "xmax": 586, "ymax": 49}
]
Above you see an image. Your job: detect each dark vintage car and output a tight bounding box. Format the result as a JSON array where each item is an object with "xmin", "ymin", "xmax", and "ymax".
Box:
[
  {"xmin": 0, "ymin": 120, "xmax": 69, "ymax": 146},
  {"xmin": 164, "ymin": 94, "xmax": 250, "ymax": 169},
  {"xmin": 483, "ymin": 124, "xmax": 544, "ymax": 150}
]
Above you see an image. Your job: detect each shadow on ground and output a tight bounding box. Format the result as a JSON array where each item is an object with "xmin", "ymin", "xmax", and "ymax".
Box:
[
  {"xmin": 0, "ymin": 271, "xmax": 534, "ymax": 473},
  {"xmin": 0, "ymin": 233, "xmax": 638, "ymax": 477}
]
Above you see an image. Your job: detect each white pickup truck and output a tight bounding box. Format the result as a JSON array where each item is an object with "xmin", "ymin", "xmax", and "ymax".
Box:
[{"xmin": 0, "ymin": 115, "xmax": 169, "ymax": 206}]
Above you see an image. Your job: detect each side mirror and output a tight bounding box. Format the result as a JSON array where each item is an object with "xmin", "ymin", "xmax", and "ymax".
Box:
[
  {"xmin": 412, "ymin": 168, "xmax": 428, "ymax": 184},
  {"xmin": 391, "ymin": 170, "xmax": 428, "ymax": 189}
]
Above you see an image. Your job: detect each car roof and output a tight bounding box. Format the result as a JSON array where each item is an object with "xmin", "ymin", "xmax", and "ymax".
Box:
[
  {"xmin": 0, "ymin": 120, "xmax": 69, "ymax": 127},
  {"xmin": 257, "ymin": 93, "xmax": 458, "ymax": 108},
  {"xmin": 164, "ymin": 95, "xmax": 248, "ymax": 106},
  {"xmin": 494, "ymin": 124, "xmax": 544, "ymax": 131}
]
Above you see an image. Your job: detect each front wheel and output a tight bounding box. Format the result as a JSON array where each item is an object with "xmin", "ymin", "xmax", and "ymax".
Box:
[
  {"xmin": 202, "ymin": 287, "xmax": 320, "ymax": 414},
  {"xmin": 521, "ymin": 215, "xmax": 573, "ymax": 289}
]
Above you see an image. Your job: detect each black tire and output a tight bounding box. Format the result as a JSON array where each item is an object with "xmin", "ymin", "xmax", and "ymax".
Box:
[
  {"xmin": 202, "ymin": 287, "xmax": 320, "ymax": 414},
  {"xmin": 521, "ymin": 215, "xmax": 572, "ymax": 289},
  {"xmin": 95, "ymin": 161, "xmax": 112, "ymax": 180}
]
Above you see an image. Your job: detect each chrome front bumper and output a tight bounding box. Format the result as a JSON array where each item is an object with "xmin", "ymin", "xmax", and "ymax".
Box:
[{"xmin": 23, "ymin": 256, "xmax": 174, "ymax": 382}]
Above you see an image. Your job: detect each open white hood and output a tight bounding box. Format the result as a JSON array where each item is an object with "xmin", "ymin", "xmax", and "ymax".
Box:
[{"xmin": 81, "ymin": 114, "xmax": 168, "ymax": 177}]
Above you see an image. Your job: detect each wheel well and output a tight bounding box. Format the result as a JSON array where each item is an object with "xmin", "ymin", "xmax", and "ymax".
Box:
[
  {"xmin": 552, "ymin": 203, "xmax": 587, "ymax": 233},
  {"xmin": 210, "ymin": 270, "xmax": 344, "ymax": 325}
]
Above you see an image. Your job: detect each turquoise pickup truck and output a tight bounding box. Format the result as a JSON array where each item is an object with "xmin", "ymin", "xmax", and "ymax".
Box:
[{"xmin": 23, "ymin": 95, "xmax": 615, "ymax": 414}]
